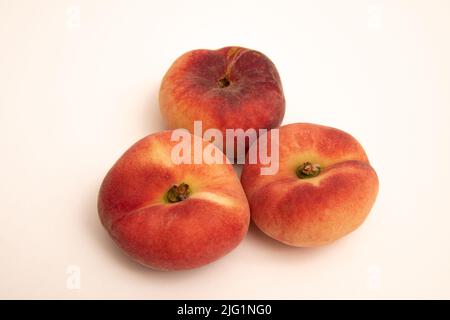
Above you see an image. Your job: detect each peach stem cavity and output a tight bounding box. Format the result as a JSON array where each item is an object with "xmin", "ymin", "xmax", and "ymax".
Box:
[
  {"xmin": 296, "ymin": 162, "xmax": 321, "ymax": 179},
  {"xmin": 166, "ymin": 183, "xmax": 191, "ymax": 203},
  {"xmin": 217, "ymin": 77, "xmax": 231, "ymax": 88}
]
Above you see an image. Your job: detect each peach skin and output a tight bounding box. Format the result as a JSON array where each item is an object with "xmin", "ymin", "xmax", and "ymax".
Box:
[
  {"xmin": 159, "ymin": 46, "xmax": 285, "ymax": 155},
  {"xmin": 98, "ymin": 131, "xmax": 250, "ymax": 270},
  {"xmin": 241, "ymin": 123, "xmax": 379, "ymax": 247}
]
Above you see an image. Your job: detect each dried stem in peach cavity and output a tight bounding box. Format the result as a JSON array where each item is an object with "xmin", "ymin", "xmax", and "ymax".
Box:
[
  {"xmin": 296, "ymin": 162, "xmax": 321, "ymax": 179},
  {"xmin": 166, "ymin": 183, "xmax": 191, "ymax": 203},
  {"xmin": 217, "ymin": 77, "xmax": 231, "ymax": 88}
]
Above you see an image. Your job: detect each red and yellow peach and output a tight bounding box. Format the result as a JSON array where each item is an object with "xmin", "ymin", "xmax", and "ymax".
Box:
[
  {"xmin": 98, "ymin": 131, "xmax": 250, "ymax": 270},
  {"xmin": 241, "ymin": 123, "xmax": 379, "ymax": 247},
  {"xmin": 159, "ymin": 46, "xmax": 285, "ymax": 155}
]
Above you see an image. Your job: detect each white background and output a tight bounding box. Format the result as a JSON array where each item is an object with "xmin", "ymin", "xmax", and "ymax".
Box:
[{"xmin": 1, "ymin": 0, "xmax": 449, "ymax": 299}]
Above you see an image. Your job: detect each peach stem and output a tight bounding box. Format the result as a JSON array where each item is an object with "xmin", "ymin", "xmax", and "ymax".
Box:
[
  {"xmin": 296, "ymin": 162, "xmax": 321, "ymax": 179},
  {"xmin": 217, "ymin": 77, "xmax": 231, "ymax": 88},
  {"xmin": 166, "ymin": 183, "xmax": 191, "ymax": 203}
]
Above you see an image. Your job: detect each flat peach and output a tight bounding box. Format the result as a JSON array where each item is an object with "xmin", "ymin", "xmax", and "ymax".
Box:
[
  {"xmin": 241, "ymin": 123, "xmax": 379, "ymax": 247},
  {"xmin": 159, "ymin": 46, "xmax": 285, "ymax": 155},
  {"xmin": 98, "ymin": 131, "xmax": 250, "ymax": 270}
]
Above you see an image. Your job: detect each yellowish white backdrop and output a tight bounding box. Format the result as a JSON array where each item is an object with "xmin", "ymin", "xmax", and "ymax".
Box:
[{"xmin": 1, "ymin": 0, "xmax": 449, "ymax": 299}]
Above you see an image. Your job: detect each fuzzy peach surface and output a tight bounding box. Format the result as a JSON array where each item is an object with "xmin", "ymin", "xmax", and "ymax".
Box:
[
  {"xmin": 241, "ymin": 123, "xmax": 379, "ymax": 247},
  {"xmin": 98, "ymin": 131, "xmax": 250, "ymax": 270},
  {"xmin": 159, "ymin": 46, "xmax": 285, "ymax": 135}
]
